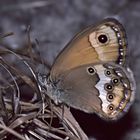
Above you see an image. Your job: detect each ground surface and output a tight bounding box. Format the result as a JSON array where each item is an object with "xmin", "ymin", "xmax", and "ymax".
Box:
[{"xmin": 0, "ymin": 0, "xmax": 140, "ymax": 140}]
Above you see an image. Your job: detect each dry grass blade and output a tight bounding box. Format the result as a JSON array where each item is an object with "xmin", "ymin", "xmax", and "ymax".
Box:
[
  {"xmin": 0, "ymin": 33, "xmax": 89, "ymax": 140},
  {"xmin": 53, "ymin": 106, "xmax": 89, "ymax": 140},
  {"xmin": 0, "ymin": 61, "xmax": 21, "ymax": 115},
  {"xmin": 0, "ymin": 32, "xmax": 14, "ymax": 39},
  {"xmin": 0, "ymin": 124, "xmax": 26, "ymax": 140}
]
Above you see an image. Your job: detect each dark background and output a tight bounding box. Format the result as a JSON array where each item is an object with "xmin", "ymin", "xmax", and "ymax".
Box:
[{"xmin": 0, "ymin": 0, "xmax": 140, "ymax": 140}]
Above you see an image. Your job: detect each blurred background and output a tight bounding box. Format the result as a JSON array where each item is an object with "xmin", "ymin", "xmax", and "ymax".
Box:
[{"xmin": 0, "ymin": 0, "xmax": 140, "ymax": 140}]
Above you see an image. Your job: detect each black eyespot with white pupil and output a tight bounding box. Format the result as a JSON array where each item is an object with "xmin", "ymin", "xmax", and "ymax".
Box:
[
  {"xmin": 108, "ymin": 104, "xmax": 114, "ymax": 111},
  {"xmin": 107, "ymin": 94, "xmax": 114, "ymax": 102},
  {"xmin": 112, "ymin": 78, "xmax": 119, "ymax": 84},
  {"xmin": 105, "ymin": 83, "xmax": 113, "ymax": 91},
  {"xmin": 106, "ymin": 71, "xmax": 111, "ymax": 75},
  {"xmin": 98, "ymin": 34, "xmax": 108, "ymax": 44},
  {"xmin": 87, "ymin": 67, "xmax": 96, "ymax": 75},
  {"xmin": 105, "ymin": 69, "xmax": 112, "ymax": 77},
  {"xmin": 108, "ymin": 94, "xmax": 113, "ymax": 99}
]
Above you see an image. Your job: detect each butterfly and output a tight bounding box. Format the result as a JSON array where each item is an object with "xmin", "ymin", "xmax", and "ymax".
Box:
[{"xmin": 40, "ymin": 18, "xmax": 136, "ymax": 120}]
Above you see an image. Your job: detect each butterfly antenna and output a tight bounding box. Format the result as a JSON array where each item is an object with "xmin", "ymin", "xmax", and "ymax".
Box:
[
  {"xmin": 20, "ymin": 28, "xmax": 46, "ymax": 115},
  {"xmin": 35, "ymin": 39, "xmax": 44, "ymax": 65},
  {"xmin": 35, "ymin": 38, "xmax": 51, "ymax": 71}
]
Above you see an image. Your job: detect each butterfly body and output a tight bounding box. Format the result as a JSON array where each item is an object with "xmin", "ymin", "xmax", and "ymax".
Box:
[{"xmin": 40, "ymin": 18, "xmax": 135, "ymax": 120}]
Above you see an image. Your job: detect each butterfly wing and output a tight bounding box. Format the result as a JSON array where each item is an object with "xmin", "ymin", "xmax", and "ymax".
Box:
[
  {"xmin": 50, "ymin": 63, "xmax": 135, "ymax": 120},
  {"xmin": 51, "ymin": 18, "xmax": 127, "ymax": 80}
]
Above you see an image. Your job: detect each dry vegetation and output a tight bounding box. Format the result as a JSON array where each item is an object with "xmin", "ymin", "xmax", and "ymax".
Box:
[{"xmin": 0, "ymin": 32, "xmax": 89, "ymax": 140}]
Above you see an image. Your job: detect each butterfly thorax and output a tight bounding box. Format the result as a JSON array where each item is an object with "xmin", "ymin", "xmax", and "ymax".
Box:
[{"xmin": 38, "ymin": 73, "xmax": 63, "ymax": 105}]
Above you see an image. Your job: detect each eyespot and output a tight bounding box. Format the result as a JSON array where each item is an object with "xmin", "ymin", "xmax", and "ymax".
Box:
[
  {"xmin": 107, "ymin": 104, "xmax": 114, "ymax": 111},
  {"xmin": 112, "ymin": 77, "xmax": 120, "ymax": 85},
  {"xmin": 104, "ymin": 69, "xmax": 112, "ymax": 77},
  {"xmin": 98, "ymin": 34, "xmax": 108, "ymax": 44},
  {"xmin": 104, "ymin": 83, "xmax": 113, "ymax": 91},
  {"xmin": 107, "ymin": 93, "xmax": 114, "ymax": 102},
  {"xmin": 87, "ymin": 67, "xmax": 96, "ymax": 75}
]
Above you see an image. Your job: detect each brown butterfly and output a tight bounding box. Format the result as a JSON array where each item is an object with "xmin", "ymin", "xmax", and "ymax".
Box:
[{"xmin": 39, "ymin": 18, "xmax": 135, "ymax": 120}]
